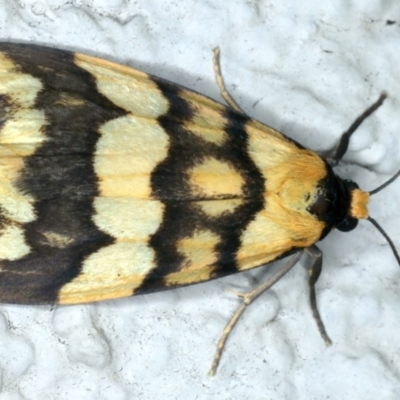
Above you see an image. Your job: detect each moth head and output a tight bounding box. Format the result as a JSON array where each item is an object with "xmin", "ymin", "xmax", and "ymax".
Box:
[
  {"xmin": 307, "ymin": 167, "xmax": 362, "ymax": 237},
  {"xmin": 337, "ymin": 179, "xmax": 368, "ymax": 232},
  {"xmin": 309, "ymin": 165, "xmax": 400, "ymax": 266}
]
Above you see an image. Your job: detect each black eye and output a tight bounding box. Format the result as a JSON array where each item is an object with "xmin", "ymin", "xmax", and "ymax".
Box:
[
  {"xmin": 337, "ymin": 217, "xmax": 358, "ymax": 232},
  {"xmin": 308, "ymin": 191, "xmax": 332, "ymax": 216}
]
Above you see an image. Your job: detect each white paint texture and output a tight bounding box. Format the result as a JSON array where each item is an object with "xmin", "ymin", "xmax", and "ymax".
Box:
[{"xmin": 1, "ymin": 1, "xmax": 400, "ymax": 399}]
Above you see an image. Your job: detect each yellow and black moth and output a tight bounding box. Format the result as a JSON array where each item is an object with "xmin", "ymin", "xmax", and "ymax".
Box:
[{"xmin": 0, "ymin": 42, "xmax": 398, "ymax": 374}]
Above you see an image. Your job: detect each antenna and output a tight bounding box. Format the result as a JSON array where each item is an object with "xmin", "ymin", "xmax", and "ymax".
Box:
[
  {"xmin": 369, "ymin": 168, "xmax": 400, "ymax": 195},
  {"xmin": 367, "ymin": 166, "xmax": 400, "ymax": 266},
  {"xmin": 367, "ymin": 216, "xmax": 400, "ymax": 265}
]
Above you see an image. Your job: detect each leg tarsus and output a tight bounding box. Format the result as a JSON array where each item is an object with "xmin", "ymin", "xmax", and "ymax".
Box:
[
  {"xmin": 307, "ymin": 245, "xmax": 332, "ymax": 346},
  {"xmin": 226, "ymin": 290, "xmax": 246, "ymax": 299},
  {"xmin": 209, "ymin": 250, "xmax": 303, "ymax": 375},
  {"xmin": 212, "ymin": 47, "xmax": 245, "ymax": 113}
]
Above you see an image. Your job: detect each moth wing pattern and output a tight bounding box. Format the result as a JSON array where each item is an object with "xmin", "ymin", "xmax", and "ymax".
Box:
[{"xmin": 0, "ymin": 43, "xmax": 326, "ymax": 304}]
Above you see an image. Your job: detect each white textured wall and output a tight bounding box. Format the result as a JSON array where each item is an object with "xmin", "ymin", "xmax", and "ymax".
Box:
[{"xmin": 1, "ymin": 1, "xmax": 400, "ymax": 399}]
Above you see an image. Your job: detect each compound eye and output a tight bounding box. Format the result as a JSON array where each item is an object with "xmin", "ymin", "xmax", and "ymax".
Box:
[
  {"xmin": 337, "ymin": 217, "xmax": 358, "ymax": 232},
  {"xmin": 308, "ymin": 191, "xmax": 331, "ymax": 217}
]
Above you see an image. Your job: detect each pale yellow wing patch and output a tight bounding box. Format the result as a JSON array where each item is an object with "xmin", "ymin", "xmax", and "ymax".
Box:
[
  {"xmin": 92, "ymin": 197, "xmax": 164, "ymax": 239},
  {"xmin": 58, "ymin": 241, "xmax": 158, "ymax": 303},
  {"xmin": 197, "ymin": 199, "xmax": 244, "ymax": 217},
  {"xmin": 58, "ymin": 198, "xmax": 164, "ymax": 303},
  {"xmin": 95, "ymin": 114, "xmax": 169, "ymax": 199},
  {"xmin": 181, "ymin": 89, "xmax": 228, "ymax": 145},
  {"xmin": 164, "ymin": 229, "xmax": 220, "ymax": 286},
  {"xmin": 0, "ymin": 225, "xmax": 31, "ymax": 261},
  {"xmin": 188, "ymin": 157, "xmax": 245, "ymax": 199},
  {"xmin": 75, "ymin": 54, "xmax": 169, "ymax": 118}
]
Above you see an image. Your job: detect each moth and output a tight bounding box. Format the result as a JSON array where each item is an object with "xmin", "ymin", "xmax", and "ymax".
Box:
[{"xmin": 0, "ymin": 43, "xmax": 397, "ymax": 375}]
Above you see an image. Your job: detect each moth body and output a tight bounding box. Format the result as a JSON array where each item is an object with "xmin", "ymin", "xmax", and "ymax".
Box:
[{"xmin": 0, "ymin": 43, "xmax": 375, "ymax": 306}]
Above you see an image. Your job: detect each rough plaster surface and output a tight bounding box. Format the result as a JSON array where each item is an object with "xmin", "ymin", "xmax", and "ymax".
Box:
[{"xmin": 0, "ymin": 1, "xmax": 400, "ymax": 399}]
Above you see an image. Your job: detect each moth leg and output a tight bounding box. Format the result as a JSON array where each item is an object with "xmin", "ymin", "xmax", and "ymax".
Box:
[
  {"xmin": 212, "ymin": 47, "xmax": 245, "ymax": 113},
  {"xmin": 328, "ymin": 93, "xmax": 387, "ymax": 166},
  {"xmin": 209, "ymin": 250, "xmax": 303, "ymax": 376},
  {"xmin": 306, "ymin": 245, "xmax": 332, "ymax": 346},
  {"xmin": 226, "ymin": 290, "xmax": 246, "ymax": 298}
]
